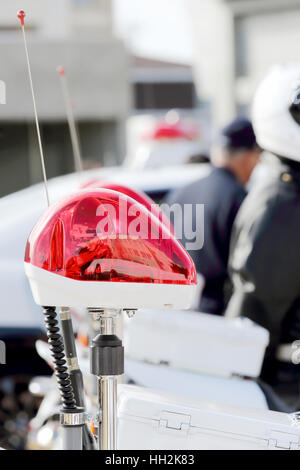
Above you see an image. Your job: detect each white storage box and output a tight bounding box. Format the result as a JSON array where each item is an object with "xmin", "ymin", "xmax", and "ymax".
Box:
[
  {"xmin": 124, "ymin": 310, "xmax": 269, "ymax": 378},
  {"xmin": 125, "ymin": 359, "xmax": 268, "ymax": 409},
  {"xmin": 117, "ymin": 385, "xmax": 300, "ymax": 450}
]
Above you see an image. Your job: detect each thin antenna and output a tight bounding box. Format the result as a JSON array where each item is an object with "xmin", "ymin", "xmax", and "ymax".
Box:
[
  {"xmin": 17, "ymin": 10, "xmax": 50, "ymax": 207},
  {"xmin": 57, "ymin": 66, "xmax": 83, "ymax": 174}
]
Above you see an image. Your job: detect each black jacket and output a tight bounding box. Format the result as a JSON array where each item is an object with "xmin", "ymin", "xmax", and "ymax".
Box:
[
  {"xmin": 164, "ymin": 166, "xmax": 246, "ymax": 314},
  {"xmin": 226, "ymin": 155, "xmax": 300, "ymax": 380}
]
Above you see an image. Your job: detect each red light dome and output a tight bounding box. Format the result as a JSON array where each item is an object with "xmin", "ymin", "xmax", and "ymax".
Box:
[
  {"xmin": 24, "ymin": 189, "xmax": 196, "ymax": 309},
  {"xmin": 81, "ymin": 180, "xmax": 173, "ymax": 233}
]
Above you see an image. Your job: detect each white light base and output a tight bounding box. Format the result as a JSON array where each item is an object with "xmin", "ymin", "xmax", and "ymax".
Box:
[{"xmin": 24, "ymin": 263, "xmax": 196, "ymax": 310}]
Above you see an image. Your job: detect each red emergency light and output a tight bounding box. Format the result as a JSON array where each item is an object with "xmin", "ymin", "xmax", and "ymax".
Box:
[
  {"xmin": 81, "ymin": 180, "xmax": 173, "ymax": 233},
  {"xmin": 24, "ymin": 189, "xmax": 196, "ymax": 309},
  {"xmin": 143, "ymin": 122, "xmax": 199, "ymax": 141}
]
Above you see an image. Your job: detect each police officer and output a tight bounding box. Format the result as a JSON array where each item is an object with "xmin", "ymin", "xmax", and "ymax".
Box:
[
  {"xmin": 225, "ymin": 65, "xmax": 300, "ymax": 407},
  {"xmin": 164, "ymin": 118, "xmax": 260, "ymax": 315}
]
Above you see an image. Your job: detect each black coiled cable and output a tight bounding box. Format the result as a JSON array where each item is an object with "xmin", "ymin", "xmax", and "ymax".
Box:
[{"xmin": 43, "ymin": 306, "xmax": 76, "ymax": 410}]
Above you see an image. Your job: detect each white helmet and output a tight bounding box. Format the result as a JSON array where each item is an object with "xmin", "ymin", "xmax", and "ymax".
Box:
[{"xmin": 252, "ymin": 64, "xmax": 300, "ymax": 162}]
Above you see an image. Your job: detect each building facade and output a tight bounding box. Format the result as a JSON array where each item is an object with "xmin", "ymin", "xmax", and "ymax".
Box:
[
  {"xmin": 0, "ymin": 0, "xmax": 130, "ymax": 197},
  {"xmin": 188, "ymin": 0, "xmax": 300, "ymax": 127}
]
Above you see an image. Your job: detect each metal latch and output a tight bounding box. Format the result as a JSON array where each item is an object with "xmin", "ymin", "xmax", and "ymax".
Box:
[
  {"xmin": 268, "ymin": 430, "xmax": 300, "ymax": 450},
  {"xmin": 158, "ymin": 411, "xmax": 191, "ymax": 435}
]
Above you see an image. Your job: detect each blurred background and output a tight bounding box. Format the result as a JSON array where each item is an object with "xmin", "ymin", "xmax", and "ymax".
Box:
[{"xmin": 1, "ymin": 0, "xmax": 299, "ymax": 198}]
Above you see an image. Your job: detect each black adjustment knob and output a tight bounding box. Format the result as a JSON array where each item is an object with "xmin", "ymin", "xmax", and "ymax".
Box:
[{"xmin": 90, "ymin": 334, "xmax": 124, "ymax": 376}]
